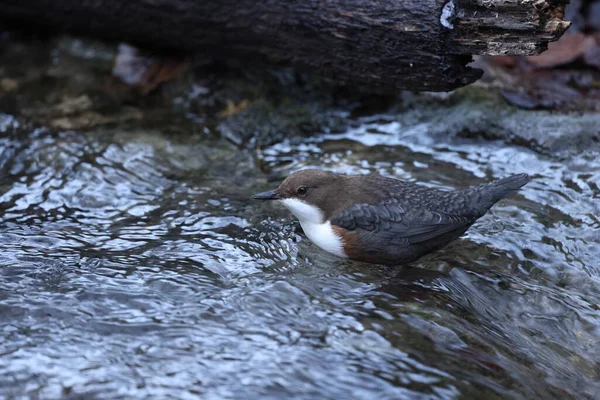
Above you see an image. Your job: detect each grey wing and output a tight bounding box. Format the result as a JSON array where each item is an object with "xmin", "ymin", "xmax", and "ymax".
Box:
[{"xmin": 331, "ymin": 202, "xmax": 475, "ymax": 246}]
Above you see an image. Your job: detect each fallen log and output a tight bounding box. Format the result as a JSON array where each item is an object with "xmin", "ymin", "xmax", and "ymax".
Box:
[{"xmin": 0, "ymin": 0, "xmax": 570, "ymax": 92}]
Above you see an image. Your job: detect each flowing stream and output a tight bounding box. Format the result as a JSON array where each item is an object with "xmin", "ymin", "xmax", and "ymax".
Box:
[{"xmin": 1, "ymin": 36, "xmax": 599, "ymax": 400}]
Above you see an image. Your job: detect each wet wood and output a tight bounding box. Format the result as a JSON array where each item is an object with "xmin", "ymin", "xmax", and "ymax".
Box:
[{"xmin": 0, "ymin": 0, "xmax": 571, "ymax": 92}]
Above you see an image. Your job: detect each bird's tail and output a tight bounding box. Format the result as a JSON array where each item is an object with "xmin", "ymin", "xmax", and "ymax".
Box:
[
  {"xmin": 462, "ymin": 173, "xmax": 531, "ymax": 216},
  {"xmin": 486, "ymin": 173, "xmax": 530, "ymax": 199}
]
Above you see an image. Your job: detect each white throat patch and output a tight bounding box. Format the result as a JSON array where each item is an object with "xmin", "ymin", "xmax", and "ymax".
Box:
[
  {"xmin": 281, "ymin": 198, "xmax": 324, "ymax": 224},
  {"xmin": 281, "ymin": 198, "xmax": 346, "ymax": 258}
]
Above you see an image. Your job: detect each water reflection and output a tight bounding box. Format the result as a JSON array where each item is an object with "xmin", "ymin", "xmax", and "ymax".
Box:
[{"xmin": 0, "ymin": 108, "xmax": 599, "ymax": 399}]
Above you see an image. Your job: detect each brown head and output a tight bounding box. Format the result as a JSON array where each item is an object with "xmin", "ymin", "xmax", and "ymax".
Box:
[{"xmin": 252, "ymin": 169, "xmax": 355, "ymax": 223}]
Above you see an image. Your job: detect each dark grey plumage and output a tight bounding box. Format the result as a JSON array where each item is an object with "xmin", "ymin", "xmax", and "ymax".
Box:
[{"xmin": 330, "ymin": 173, "xmax": 530, "ymax": 265}]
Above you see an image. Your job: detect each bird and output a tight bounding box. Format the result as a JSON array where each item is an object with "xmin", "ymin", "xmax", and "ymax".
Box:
[{"xmin": 252, "ymin": 169, "xmax": 530, "ymax": 265}]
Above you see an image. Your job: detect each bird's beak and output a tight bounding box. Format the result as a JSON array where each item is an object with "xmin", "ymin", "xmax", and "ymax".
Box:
[{"xmin": 251, "ymin": 190, "xmax": 280, "ymax": 200}]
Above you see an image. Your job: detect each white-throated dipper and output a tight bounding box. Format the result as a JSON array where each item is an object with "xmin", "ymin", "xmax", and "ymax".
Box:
[{"xmin": 252, "ymin": 170, "xmax": 530, "ymax": 265}]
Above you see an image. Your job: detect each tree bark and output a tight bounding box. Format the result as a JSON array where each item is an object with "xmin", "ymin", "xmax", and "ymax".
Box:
[{"xmin": 0, "ymin": 0, "xmax": 570, "ymax": 92}]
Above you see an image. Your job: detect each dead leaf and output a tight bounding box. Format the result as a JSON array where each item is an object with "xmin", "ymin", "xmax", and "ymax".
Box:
[
  {"xmin": 218, "ymin": 99, "xmax": 250, "ymax": 118},
  {"xmin": 527, "ymin": 33, "xmax": 597, "ymax": 69},
  {"xmin": 113, "ymin": 43, "xmax": 189, "ymax": 94},
  {"xmin": 0, "ymin": 78, "xmax": 18, "ymax": 92},
  {"xmin": 489, "ymin": 56, "xmax": 520, "ymax": 68},
  {"xmin": 583, "ymin": 36, "xmax": 600, "ymax": 69},
  {"xmin": 483, "ymin": 30, "xmax": 600, "ymax": 111},
  {"xmin": 500, "ymin": 69, "xmax": 600, "ymax": 110}
]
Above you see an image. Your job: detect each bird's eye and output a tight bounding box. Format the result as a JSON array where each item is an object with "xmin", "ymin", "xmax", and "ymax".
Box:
[{"xmin": 297, "ymin": 186, "xmax": 308, "ymax": 195}]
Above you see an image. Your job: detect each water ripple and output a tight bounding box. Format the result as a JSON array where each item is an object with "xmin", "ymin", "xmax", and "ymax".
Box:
[{"xmin": 1, "ymin": 112, "xmax": 599, "ymax": 399}]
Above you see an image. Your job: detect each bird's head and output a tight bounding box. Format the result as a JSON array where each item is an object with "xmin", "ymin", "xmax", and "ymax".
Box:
[{"xmin": 252, "ymin": 169, "xmax": 346, "ymax": 224}]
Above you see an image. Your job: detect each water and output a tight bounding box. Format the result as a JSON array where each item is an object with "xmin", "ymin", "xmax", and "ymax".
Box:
[{"xmin": 1, "ymin": 38, "xmax": 600, "ymax": 400}]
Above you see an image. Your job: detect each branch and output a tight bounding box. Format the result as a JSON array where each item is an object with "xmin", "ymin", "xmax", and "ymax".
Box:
[{"xmin": 0, "ymin": 0, "xmax": 571, "ymax": 91}]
